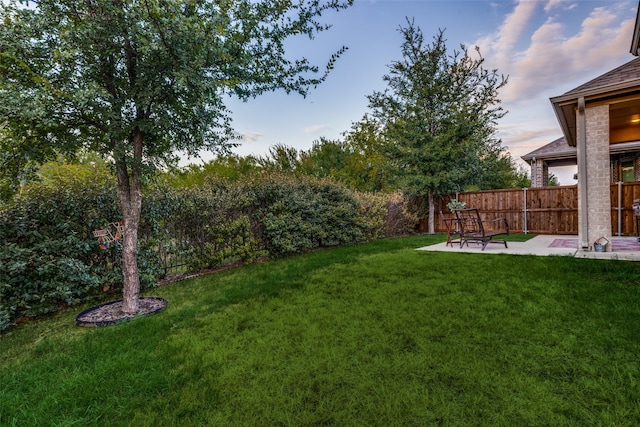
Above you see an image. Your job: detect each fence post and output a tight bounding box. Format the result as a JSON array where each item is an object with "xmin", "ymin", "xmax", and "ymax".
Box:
[
  {"xmin": 522, "ymin": 187, "xmax": 528, "ymax": 234},
  {"xmin": 455, "ymin": 192, "xmax": 460, "ymax": 232},
  {"xmin": 617, "ymin": 181, "xmax": 623, "ymax": 236}
]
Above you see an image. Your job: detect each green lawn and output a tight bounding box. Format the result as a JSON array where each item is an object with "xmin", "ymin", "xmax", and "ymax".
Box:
[{"xmin": 1, "ymin": 234, "xmax": 640, "ymax": 426}]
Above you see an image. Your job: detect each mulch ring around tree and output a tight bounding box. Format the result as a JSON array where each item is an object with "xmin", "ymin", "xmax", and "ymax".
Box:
[
  {"xmin": 75, "ymin": 297, "xmax": 168, "ymax": 327},
  {"xmin": 75, "ymin": 259, "xmax": 268, "ymax": 327}
]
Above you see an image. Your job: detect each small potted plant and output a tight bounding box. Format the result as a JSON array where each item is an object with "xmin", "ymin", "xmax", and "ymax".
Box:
[{"xmin": 446, "ymin": 200, "xmax": 466, "ymax": 212}]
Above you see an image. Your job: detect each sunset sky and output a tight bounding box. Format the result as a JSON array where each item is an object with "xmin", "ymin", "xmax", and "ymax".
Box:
[{"xmin": 209, "ymin": 0, "xmax": 638, "ymax": 184}]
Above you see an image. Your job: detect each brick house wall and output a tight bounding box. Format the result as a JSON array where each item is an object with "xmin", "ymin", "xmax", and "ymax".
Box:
[{"xmin": 582, "ymin": 104, "xmax": 612, "ymax": 248}]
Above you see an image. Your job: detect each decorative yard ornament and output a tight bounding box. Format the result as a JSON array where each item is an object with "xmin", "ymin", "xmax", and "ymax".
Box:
[{"xmin": 93, "ymin": 222, "xmax": 124, "ymax": 250}]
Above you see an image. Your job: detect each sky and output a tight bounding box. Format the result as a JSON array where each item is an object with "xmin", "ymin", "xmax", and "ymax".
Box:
[{"xmin": 200, "ymin": 0, "xmax": 639, "ymax": 185}]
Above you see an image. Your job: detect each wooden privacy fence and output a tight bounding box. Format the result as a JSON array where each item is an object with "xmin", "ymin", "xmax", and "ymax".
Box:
[
  {"xmin": 610, "ymin": 182, "xmax": 640, "ymax": 236},
  {"xmin": 422, "ymin": 182, "xmax": 640, "ymax": 236}
]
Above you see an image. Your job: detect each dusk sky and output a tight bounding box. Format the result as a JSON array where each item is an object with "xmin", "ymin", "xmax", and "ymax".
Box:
[{"xmin": 206, "ymin": 0, "xmax": 638, "ymax": 184}]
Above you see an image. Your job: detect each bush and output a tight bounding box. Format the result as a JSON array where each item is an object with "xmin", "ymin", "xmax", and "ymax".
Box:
[
  {"xmin": 352, "ymin": 191, "xmax": 388, "ymax": 240},
  {"xmin": 186, "ymin": 216, "xmax": 263, "ymax": 271},
  {"xmin": 245, "ymin": 174, "xmax": 367, "ymax": 257},
  {"xmin": 0, "ymin": 174, "xmax": 161, "ymax": 332},
  {"xmin": 0, "ymin": 242, "xmax": 99, "ymax": 318},
  {"xmin": 0, "ymin": 169, "xmax": 409, "ymax": 332},
  {"xmin": 385, "ymin": 192, "xmax": 419, "ymax": 236},
  {"xmin": 143, "ymin": 180, "xmax": 265, "ymax": 272}
]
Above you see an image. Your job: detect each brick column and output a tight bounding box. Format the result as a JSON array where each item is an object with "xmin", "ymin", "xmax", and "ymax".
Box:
[
  {"xmin": 583, "ymin": 104, "xmax": 611, "ymax": 249},
  {"xmin": 530, "ymin": 159, "xmax": 549, "ymax": 187}
]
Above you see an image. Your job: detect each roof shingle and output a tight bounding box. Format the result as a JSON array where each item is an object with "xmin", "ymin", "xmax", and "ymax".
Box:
[
  {"xmin": 562, "ymin": 57, "xmax": 640, "ymax": 96},
  {"xmin": 521, "ymin": 137, "xmax": 576, "ymax": 162}
]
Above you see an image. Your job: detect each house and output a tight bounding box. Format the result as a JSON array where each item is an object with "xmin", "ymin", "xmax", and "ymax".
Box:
[
  {"xmin": 540, "ymin": 3, "xmax": 640, "ymax": 250},
  {"xmin": 523, "ymin": 76, "xmax": 640, "ymax": 187},
  {"xmin": 520, "ymin": 137, "xmax": 576, "ymax": 187}
]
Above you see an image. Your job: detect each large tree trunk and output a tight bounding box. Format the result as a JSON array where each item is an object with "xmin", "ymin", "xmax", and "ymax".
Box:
[
  {"xmin": 116, "ymin": 130, "xmax": 144, "ymax": 315},
  {"xmin": 428, "ymin": 189, "xmax": 435, "ymax": 235}
]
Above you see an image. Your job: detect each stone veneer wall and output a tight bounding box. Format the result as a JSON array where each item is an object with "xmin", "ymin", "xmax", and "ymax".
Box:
[{"xmin": 582, "ymin": 104, "xmax": 612, "ymax": 249}]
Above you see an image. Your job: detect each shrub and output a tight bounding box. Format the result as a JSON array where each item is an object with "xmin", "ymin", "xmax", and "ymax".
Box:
[
  {"xmin": 144, "ymin": 180, "xmax": 265, "ymax": 272},
  {"xmin": 352, "ymin": 191, "xmax": 388, "ymax": 240},
  {"xmin": 385, "ymin": 192, "xmax": 419, "ymax": 236},
  {"xmin": 0, "ymin": 169, "xmax": 404, "ymax": 332},
  {"xmin": 0, "ymin": 175, "xmax": 161, "ymax": 332},
  {"xmin": 187, "ymin": 216, "xmax": 263, "ymax": 271},
  {"xmin": 0, "ymin": 242, "xmax": 99, "ymax": 319},
  {"xmin": 244, "ymin": 174, "xmax": 366, "ymax": 257}
]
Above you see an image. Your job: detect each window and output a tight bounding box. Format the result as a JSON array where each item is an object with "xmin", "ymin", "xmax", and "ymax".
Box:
[{"xmin": 621, "ymin": 160, "xmax": 635, "ymax": 182}]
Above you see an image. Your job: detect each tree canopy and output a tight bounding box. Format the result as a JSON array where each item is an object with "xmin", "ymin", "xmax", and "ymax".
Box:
[
  {"xmin": 1, "ymin": 0, "xmax": 352, "ymax": 165},
  {"xmin": 367, "ymin": 20, "xmax": 508, "ymax": 233},
  {"xmin": 0, "ymin": 0, "xmax": 353, "ymax": 312}
]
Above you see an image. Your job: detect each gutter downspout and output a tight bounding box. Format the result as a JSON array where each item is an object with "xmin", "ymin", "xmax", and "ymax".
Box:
[{"xmin": 578, "ymin": 97, "xmax": 589, "ymax": 249}]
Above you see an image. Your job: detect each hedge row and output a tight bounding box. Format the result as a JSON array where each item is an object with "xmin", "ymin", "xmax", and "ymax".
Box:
[{"xmin": 0, "ymin": 173, "xmax": 417, "ymax": 332}]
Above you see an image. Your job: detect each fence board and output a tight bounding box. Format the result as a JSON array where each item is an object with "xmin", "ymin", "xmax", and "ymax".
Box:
[
  {"xmin": 424, "ymin": 184, "xmax": 640, "ymax": 236},
  {"xmin": 612, "ymin": 182, "xmax": 640, "ymax": 236}
]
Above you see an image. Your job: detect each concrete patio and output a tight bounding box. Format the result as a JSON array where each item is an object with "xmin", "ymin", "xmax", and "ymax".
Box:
[{"xmin": 417, "ymin": 235, "xmax": 640, "ymax": 261}]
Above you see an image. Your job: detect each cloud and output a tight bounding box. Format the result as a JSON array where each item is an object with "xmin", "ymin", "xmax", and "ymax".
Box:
[
  {"xmin": 497, "ymin": 123, "xmax": 561, "ymax": 157},
  {"xmin": 237, "ymin": 131, "xmax": 263, "ymax": 143},
  {"xmin": 304, "ymin": 124, "xmax": 332, "ymax": 134},
  {"xmin": 476, "ymin": 0, "xmax": 538, "ymax": 68},
  {"xmin": 544, "ymin": 0, "xmax": 577, "ymax": 13},
  {"xmin": 476, "ymin": 1, "xmax": 634, "ymax": 104}
]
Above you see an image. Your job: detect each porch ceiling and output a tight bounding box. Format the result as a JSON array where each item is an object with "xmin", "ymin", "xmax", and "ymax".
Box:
[
  {"xmin": 550, "ymin": 57, "xmax": 640, "ymax": 147},
  {"xmin": 610, "ymin": 99, "xmax": 640, "ymax": 132}
]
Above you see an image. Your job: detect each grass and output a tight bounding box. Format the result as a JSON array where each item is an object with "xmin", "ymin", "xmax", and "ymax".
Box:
[
  {"xmin": 1, "ymin": 234, "xmax": 640, "ymax": 426},
  {"xmin": 502, "ymin": 232, "xmax": 537, "ymax": 242}
]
